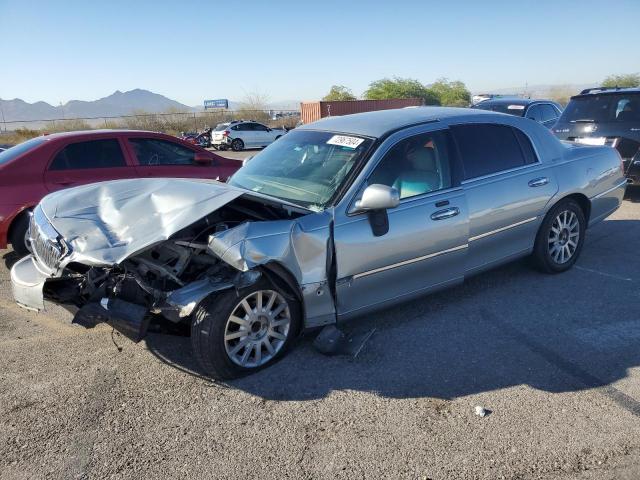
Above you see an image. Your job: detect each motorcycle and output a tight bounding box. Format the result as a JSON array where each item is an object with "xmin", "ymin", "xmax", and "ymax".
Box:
[{"xmin": 180, "ymin": 126, "xmax": 212, "ymax": 148}]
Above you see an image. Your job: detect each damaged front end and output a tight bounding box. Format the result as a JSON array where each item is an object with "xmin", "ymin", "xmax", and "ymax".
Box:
[
  {"xmin": 45, "ymin": 239, "xmax": 263, "ymax": 341},
  {"xmin": 13, "ymin": 178, "xmax": 336, "ymax": 342}
]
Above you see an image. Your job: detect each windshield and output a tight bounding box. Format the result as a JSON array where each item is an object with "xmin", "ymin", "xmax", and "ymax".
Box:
[
  {"xmin": 214, "ymin": 123, "xmax": 230, "ymax": 131},
  {"xmin": 559, "ymin": 93, "xmax": 640, "ymax": 123},
  {"xmin": 0, "ymin": 137, "xmax": 47, "ymax": 166},
  {"xmin": 473, "ymin": 102, "xmax": 526, "ymax": 116},
  {"xmin": 228, "ymin": 130, "xmax": 372, "ymax": 209}
]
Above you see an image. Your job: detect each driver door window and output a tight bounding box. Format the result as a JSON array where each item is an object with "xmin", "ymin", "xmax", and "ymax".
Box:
[{"xmin": 368, "ymin": 130, "xmax": 454, "ymax": 200}]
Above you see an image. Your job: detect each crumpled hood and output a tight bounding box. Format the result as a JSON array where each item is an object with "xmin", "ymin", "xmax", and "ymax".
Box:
[{"xmin": 39, "ymin": 178, "xmax": 244, "ymax": 266}]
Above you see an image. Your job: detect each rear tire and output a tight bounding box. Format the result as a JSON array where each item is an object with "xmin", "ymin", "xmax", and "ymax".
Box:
[
  {"xmin": 9, "ymin": 212, "xmax": 30, "ymax": 257},
  {"xmin": 191, "ymin": 278, "xmax": 301, "ymax": 380},
  {"xmin": 531, "ymin": 199, "xmax": 586, "ymax": 273},
  {"xmin": 231, "ymin": 139, "xmax": 244, "ymax": 152}
]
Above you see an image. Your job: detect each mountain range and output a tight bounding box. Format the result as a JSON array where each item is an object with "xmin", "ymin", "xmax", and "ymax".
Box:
[
  {"xmin": 0, "ymin": 89, "xmax": 302, "ymax": 124},
  {"xmin": 1, "ymin": 83, "xmax": 594, "ymax": 124},
  {"xmin": 0, "ymin": 89, "xmax": 194, "ymax": 122}
]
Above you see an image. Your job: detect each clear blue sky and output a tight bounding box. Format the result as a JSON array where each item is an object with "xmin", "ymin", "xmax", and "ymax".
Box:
[{"xmin": 1, "ymin": 0, "xmax": 639, "ymax": 106}]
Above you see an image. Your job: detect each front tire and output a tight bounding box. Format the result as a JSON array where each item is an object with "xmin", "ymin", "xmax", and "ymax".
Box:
[
  {"xmin": 9, "ymin": 212, "xmax": 30, "ymax": 257},
  {"xmin": 191, "ymin": 278, "xmax": 301, "ymax": 380},
  {"xmin": 532, "ymin": 199, "xmax": 586, "ymax": 273},
  {"xmin": 231, "ymin": 138, "xmax": 244, "ymax": 151}
]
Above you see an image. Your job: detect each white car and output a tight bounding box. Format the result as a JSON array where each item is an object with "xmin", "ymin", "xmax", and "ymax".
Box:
[{"xmin": 212, "ymin": 121, "xmax": 286, "ymax": 151}]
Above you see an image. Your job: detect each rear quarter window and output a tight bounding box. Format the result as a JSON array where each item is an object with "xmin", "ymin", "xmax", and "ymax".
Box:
[{"xmin": 50, "ymin": 139, "xmax": 126, "ymax": 170}]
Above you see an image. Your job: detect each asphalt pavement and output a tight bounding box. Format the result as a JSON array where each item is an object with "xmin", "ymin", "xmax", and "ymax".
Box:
[{"xmin": 1, "ymin": 189, "xmax": 640, "ymax": 479}]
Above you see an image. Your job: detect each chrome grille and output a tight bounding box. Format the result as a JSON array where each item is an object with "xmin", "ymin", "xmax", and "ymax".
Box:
[{"xmin": 29, "ymin": 207, "xmax": 65, "ymax": 272}]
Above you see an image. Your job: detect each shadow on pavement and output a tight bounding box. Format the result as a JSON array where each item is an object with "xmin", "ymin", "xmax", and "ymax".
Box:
[
  {"xmin": 140, "ymin": 217, "xmax": 640, "ymax": 405},
  {"xmin": 625, "ymin": 185, "xmax": 640, "ymax": 203},
  {"xmin": 3, "ymin": 250, "xmax": 20, "ymax": 270}
]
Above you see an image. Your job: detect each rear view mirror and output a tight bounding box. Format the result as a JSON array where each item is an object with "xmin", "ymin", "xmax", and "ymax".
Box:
[
  {"xmin": 194, "ymin": 152, "xmax": 213, "ymax": 165},
  {"xmin": 355, "ymin": 184, "xmax": 400, "ymax": 211}
]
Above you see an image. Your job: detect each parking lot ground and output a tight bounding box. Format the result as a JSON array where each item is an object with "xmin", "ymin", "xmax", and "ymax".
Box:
[
  {"xmin": 210, "ymin": 148, "xmax": 256, "ymax": 162},
  {"xmin": 1, "ymin": 191, "xmax": 640, "ymax": 479}
]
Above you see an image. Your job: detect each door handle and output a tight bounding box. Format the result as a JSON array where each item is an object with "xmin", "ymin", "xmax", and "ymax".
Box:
[
  {"xmin": 528, "ymin": 177, "xmax": 549, "ymax": 187},
  {"xmin": 431, "ymin": 207, "xmax": 460, "ymax": 221}
]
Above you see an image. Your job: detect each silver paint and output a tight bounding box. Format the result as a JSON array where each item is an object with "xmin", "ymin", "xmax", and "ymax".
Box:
[{"xmin": 11, "ymin": 108, "xmax": 628, "ymax": 331}]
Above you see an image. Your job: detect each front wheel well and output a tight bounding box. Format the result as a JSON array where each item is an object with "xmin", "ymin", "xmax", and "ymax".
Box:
[
  {"xmin": 552, "ymin": 193, "xmax": 591, "ymax": 224},
  {"xmin": 259, "ymin": 263, "xmax": 302, "ymax": 304},
  {"xmin": 7, "ymin": 207, "xmax": 32, "ymax": 241}
]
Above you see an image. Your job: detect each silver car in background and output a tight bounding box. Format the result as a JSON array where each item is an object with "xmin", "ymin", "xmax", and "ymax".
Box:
[
  {"xmin": 211, "ymin": 120, "xmax": 286, "ymax": 151},
  {"xmin": 11, "ymin": 107, "xmax": 627, "ymax": 379}
]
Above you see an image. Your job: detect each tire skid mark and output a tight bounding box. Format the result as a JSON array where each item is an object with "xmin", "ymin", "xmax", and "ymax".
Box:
[{"xmin": 480, "ymin": 309, "xmax": 640, "ymax": 417}]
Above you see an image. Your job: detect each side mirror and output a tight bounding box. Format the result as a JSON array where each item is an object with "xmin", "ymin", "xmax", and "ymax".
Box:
[
  {"xmin": 194, "ymin": 152, "xmax": 213, "ymax": 165},
  {"xmin": 354, "ymin": 184, "xmax": 400, "ymax": 237},
  {"xmin": 355, "ymin": 184, "xmax": 400, "ymax": 211}
]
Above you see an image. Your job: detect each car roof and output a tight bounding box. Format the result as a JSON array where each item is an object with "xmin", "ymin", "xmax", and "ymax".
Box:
[
  {"xmin": 39, "ymin": 129, "xmax": 161, "ymax": 140},
  {"xmin": 474, "ymin": 98, "xmax": 557, "ymax": 107},
  {"xmin": 573, "ymin": 86, "xmax": 640, "ymax": 98},
  {"xmin": 297, "ymin": 107, "xmax": 502, "ymax": 137}
]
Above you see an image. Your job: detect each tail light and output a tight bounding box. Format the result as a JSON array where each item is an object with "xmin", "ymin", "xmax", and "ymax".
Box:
[{"xmin": 222, "ymin": 130, "xmax": 230, "ymax": 137}]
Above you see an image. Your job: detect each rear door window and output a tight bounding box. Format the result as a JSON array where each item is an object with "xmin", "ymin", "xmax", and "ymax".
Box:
[
  {"xmin": 49, "ymin": 139, "xmax": 126, "ymax": 170},
  {"xmin": 129, "ymin": 138, "xmax": 195, "ymax": 166},
  {"xmin": 526, "ymin": 105, "xmax": 543, "ymax": 122},
  {"xmin": 451, "ymin": 124, "xmax": 528, "ymax": 180}
]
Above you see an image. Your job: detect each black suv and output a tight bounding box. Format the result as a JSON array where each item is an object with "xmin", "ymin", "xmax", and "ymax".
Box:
[
  {"xmin": 471, "ymin": 98, "xmax": 563, "ymax": 129},
  {"xmin": 553, "ymin": 87, "xmax": 640, "ymax": 184}
]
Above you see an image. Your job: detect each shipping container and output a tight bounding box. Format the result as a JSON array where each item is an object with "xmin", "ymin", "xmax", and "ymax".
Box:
[{"xmin": 299, "ymin": 98, "xmax": 424, "ymax": 124}]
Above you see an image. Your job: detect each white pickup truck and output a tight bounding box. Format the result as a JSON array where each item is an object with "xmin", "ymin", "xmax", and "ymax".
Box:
[{"xmin": 212, "ymin": 121, "xmax": 286, "ymax": 151}]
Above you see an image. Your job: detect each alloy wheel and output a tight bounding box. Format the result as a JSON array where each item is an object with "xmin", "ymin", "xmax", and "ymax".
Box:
[
  {"xmin": 548, "ymin": 210, "xmax": 580, "ymax": 264},
  {"xmin": 224, "ymin": 290, "xmax": 291, "ymax": 368}
]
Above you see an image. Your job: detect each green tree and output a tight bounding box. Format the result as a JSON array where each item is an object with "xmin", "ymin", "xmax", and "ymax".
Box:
[
  {"xmin": 428, "ymin": 78, "xmax": 471, "ymax": 107},
  {"xmin": 602, "ymin": 73, "xmax": 640, "ymax": 88},
  {"xmin": 322, "ymin": 85, "xmax": 357, "ymax": 101},
  {"xmin": 363, "ymin": 77, "xmax": 440, "ymax": 105}
]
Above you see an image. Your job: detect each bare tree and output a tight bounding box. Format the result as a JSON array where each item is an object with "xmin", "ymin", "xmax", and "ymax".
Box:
[{"xmin": 238, "ymin": 91, "xmax": 271, "ymax": 122}]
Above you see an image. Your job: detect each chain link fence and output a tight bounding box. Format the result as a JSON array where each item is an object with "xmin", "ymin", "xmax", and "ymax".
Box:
[{"xmin": 0, "ymin": 110, "xmax": 301, "ymax": 146}]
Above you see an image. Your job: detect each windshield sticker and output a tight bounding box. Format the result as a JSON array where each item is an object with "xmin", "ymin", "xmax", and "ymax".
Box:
[
  {"xmin": 507, "ymin": 105, "xmax": 525, "ymax": 110},
  {"xmin": 327, "ymin": 135, "xmax": 365, "ymax": 149}
]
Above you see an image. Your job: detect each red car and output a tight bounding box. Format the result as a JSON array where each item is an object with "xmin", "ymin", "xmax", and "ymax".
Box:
[{"xmin": 0, "ymin": 129, "xmax": 241, "ymax": 255}]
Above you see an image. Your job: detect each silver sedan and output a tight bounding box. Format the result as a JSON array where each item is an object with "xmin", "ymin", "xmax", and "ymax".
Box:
[{"xmin": 12, "ymin": 107, "xmax": 627, "ymax": 379}]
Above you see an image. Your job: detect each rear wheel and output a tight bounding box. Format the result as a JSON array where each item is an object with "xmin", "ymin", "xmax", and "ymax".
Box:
[
  {"xmin": 231, "ymin": 138, "xmax": 244, "ymax": 151},
  {"xmin": 532, "ymin": 199, "xmax": 586, "ymax": 273},
  {"xmin": 191, "ymin": 278, "xmax": 300, "ymax": 379},
  {"xmin": 9, "ymin": 212, "xmax": 30, "ymax": 257}
]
